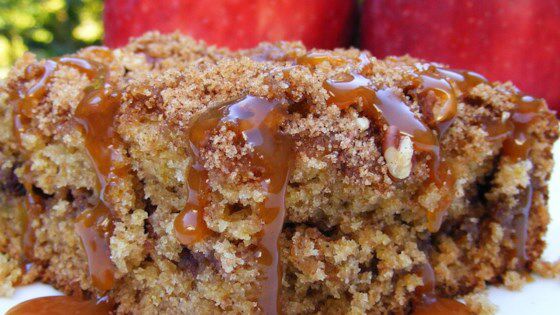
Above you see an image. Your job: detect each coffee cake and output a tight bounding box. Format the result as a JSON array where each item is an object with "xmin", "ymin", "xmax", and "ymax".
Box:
[{"xmin": 0, "ymin": 33, "xmax": 558, "ymax": 314}]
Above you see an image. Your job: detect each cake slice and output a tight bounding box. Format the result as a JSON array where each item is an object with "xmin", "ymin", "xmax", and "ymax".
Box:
[{"xmin": 0, "ymin": 33, "xmax": 558, "ymax": 314}]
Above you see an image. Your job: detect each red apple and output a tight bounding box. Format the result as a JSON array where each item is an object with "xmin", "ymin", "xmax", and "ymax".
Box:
[
  {"xmin": 361, "ymin": 0, "xmax": 560, "ymax": 111},
  {"xmin": 104, "ymin": 0, "xmax": 358, "ymax": 50}
]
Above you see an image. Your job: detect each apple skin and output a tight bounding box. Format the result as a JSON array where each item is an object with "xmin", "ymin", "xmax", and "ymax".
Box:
[
  {"xmin": 361, "ymin": 0, "xmax": 560, "ymax": 111},
  {"xmin": 104, "ymin": 0, "xmax": 358, "ymax": 50}
]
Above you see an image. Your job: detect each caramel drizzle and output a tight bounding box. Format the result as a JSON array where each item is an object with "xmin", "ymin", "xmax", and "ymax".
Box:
[
  {"xmin": 10, "ymin": 60, "xmax": 57, "ymax": 264},
  {"xmin": 71, "ymin": 54, "xmax": 124, "ymax": 291},
  {"xmin": 431, "ymin": 65, "xmax": 550, "ymax": 161},
  {"xmin": 435, "ymin": 68, "xmax": 488, "ymax": 94},
  {"xmin": 437, "ymin": 68, "xmax": 555, "ymax": 268},
  {"xmin": 252, "ymin": 47, "xmax": 366, "ymax": 73},
  {"xmin": 295, "ymin": 52, "xmax": 347, "ymax": 68},
  {"xmin": 323, "ymin": 62, "xmax": 553, "ymax": 241},
  {"xmin": 410, "ymin": 67, "xmax": 458, "ymax": 136},
  {"xmin": 6, "ymin": 295, "xmax": 112, "ymax": 315},
  {"xmin": 19, "ymin": 180, "xmax": 43, "ymax": 262},
  {"xmin": 509, "ymin": 183, "xmax": 534, "ymax": 268},
  {"xmin": 485, "ymin": 95, "xmax": 549, "ymax": 161},
  {"xmin": 323, "ymin": 71, "xmax": 454, "ymax": 231},
  {"xmin": 483, "ymin": 94, "xmax": 550, "ymax": 268},
  {"xmin": 11, "ymin": 60, "xmax": 57, "ymax": 145},
  {"xmin": 412, "ymin": 263, "xmax": 472, "ymax": 315},
  {"xmin": 173, "ymin": 95, "xmax": 293, "ymax": 314},
  {"xmin": 9, "ymin": 48, "xmax": 123, "ymax": 291}
]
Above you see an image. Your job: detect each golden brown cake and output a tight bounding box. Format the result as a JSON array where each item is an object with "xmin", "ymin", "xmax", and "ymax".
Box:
[{"xmin": 0, "ymin": 32, "xmax": 558, "ymax": 314}]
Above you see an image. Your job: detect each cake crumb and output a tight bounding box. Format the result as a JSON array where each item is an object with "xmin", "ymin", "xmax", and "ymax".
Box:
[
  {"xmin": 533, "ymin": 259, "xmax": 560, "ymax": 278},
  {"xmin": 463, "ymin": 292, "xmax": 497, "ymax": 315},
  {"xmin": 503, "ymin": 270, "xmax": 526, "ymax": 290},
  {"xmin": 0, "ymin": 253, "xmax": 21, "ymax": 297}
]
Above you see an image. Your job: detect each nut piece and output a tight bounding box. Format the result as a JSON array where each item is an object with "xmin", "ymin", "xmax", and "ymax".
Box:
[
  {"xmin": 383, "ymin": 136, "xmax": 413, "ymax": 179},
  {"xmin": 356, "ymin": 117, "xmax": 370, "ymax": 131}
]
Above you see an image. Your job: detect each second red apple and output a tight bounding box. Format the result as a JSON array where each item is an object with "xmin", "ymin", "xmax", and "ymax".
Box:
[{"xmin": 361, "ymin": 0, "xmax": 560, "ymax": 111}]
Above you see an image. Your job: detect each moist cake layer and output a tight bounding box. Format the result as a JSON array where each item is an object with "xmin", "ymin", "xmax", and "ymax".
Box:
[{"xmin": 0, "ymin": 33, "xmax": 558, "ymax": 314}]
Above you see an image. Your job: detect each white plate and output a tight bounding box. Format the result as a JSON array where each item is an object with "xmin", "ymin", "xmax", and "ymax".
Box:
[{"xmin": 1, "ymin": 142, "xmax": 559, "ymax": 314}]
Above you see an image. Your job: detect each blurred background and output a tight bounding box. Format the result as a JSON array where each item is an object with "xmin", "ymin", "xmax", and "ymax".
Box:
[{"xmin": 0, "ymin": 0, "xmax": 102, "ymax": 78}]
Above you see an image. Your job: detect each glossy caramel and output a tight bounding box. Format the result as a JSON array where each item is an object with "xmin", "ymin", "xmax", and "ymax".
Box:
[
  {"xmin": 323, "ymin": 72, "xmax": 448, "ymax": 180},
  {"xmin": 6, "ymin": 296, "xmax": 112, "ymax": 315},
  {"xmin": 322, "ymin": 64, "xmax": 550, "ymax": 238},
  {"xmin": 412, "ymin": 69, "xmax": 458, "ymax": 136},
  {"xmin": 434, "ymin": 67, "xmax": 538, "ymax": 154},
  {"xmin": 413, "ymin": 263, "xmax": 472, "ymax": 315},
  {"xmin": 9, "ymin": 50, "xmax": 122, "ymax": 291},
  {"xmin": 10, "ymin": 48, "xmax": 114, "ymax": 146},
  {"xmin": 511, "ymin": 184, "xmax": 534, "ymax": 268},
  {"xmin": 413, "ymin": 298, "xmax": 472, "ymax": 315},
  {"xmin": 434, "ymin": 66, "xmax": 556, "ymax": 269},
  {"xmin": 409, "ymin": 67, "xmax": 460, "ymax": 231},
  {"xmin": 296, "ymin": 52, "xmax": 346, "ymax": 68},
  {"xmin": 11, "ymin": 60, "xmax": 57, "ymax": 145},
  {"xmin": 173, "ymin": 95, "xmax": 293, "ymax": 314},
  {"xmin": 19, "ymin": 180, "xmax": 43, "ymax": 262},
  {"xmin": 502, "ymin": 95, "xmax": 548, "ymax": 161},
  {"xmin": 8, "ymin": 61, "xmax": 56, "ymax": 273},
  {"xmin": 324, "ymin": 72, "xmax": 454, "ymax": 231},
  {"xmin": 72, "ymin": 56, "xmax": 124, "ymax": 291},
  {"xmin": 323, "ymin": 72, "xmax": 376, "ymax": 110},
  {"xmin": 74, "ymin": 204, "xmax": 116, "ymax": 291},
  {"xmin": 482, "ymin": 93, "xmax": 551, "ymax": 269},
  {"xmin": 435, "ymin": 68, "xmax": 488, "ymax": 94}
]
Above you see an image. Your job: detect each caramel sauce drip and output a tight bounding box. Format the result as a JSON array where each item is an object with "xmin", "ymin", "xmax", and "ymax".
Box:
[
  {"xmin": 478, "ymin": 89, "xmax": 550, "ymax": 268},
  {"xmin": 437, "ymin": 68, "xmax": 556, "ymax": 269},
  {"xmin": 10, "ymin": 47, "xmax": 114, "ymax": 145},
  {"xmin": 9, "ymin": 48, "xmax": 122, "ymax": 292},
  {"xmin": 6, "ymin": 296, "xmax": 112, "ymax": 315},
  {"xmin": 484, "ymin": 96, "xmax": 544, "ymax": 270},
  {"xmin": 413, "ymin": 297, "xmax": 472, "ymax": 315},
  {"xmin": 435, "ymin": 68, "xmax": 488, "ymax": 94},
  {"xmin": 295, "ymin": 51, "xmax": 374, "ymax": 72},
  {"xmin": 9, "ymin": 60, "xmax": 57, "ymax": 273},
  {"xmin": 486, "ymin": 96, "xmax": 549, "ymax": 268},
  {"xmin": 324, "ymin": 72, "xmax": 454, "ymax": 231},
  {"xmin": 74, "ymin": 205, "xmax": 116, "ymax": 291},
  {"xmin": 323, "ymin": 73, "xmax": 443, "ymax": 180},
  {"xmin": 296, "ymin": 52, "xmax": 346, "ymax": 68},
  {"xmin": 485, "ymin": 95, "xmax": 548, "ymax": 161},
  {"xmin": 252, "ymin": 48, "xmax": 348, "ymax": 68},
  {"xmin": 413, "ymin": 65, "xmax": 490, "ymax": 139},
  {"xmin": 173, "ymin": 95, "xmax": 293, "ymax": 314},
  {"xmin": 412, "ymin": 263, "xmax": 472, "ymax": 315},
  {"xmin": 409, "ymin": 67, "xmax": 461, "ymax": 231},
  {"xmin": 511, "ymin": 184, "xmax": 534, "ymax": 268},
  {"xmin": 411, "ymin": 67, "xmax": 458, "ymax": 136},
  {"xmin": 323, "ymin": 64, "xmax": 551, "ymax": 238},
  {"xmin": 19, "ymin": 180, "xmax": 44, "ymax": 262},
  {"xmin": 71, "ymin": 55, "xmax": 124, "ymax": 292},
  {"xmin": 323, "ymin": 72, "xmax": 376, "ymax": 110},
  {"xmin": 252, "ymin": 49, "xmax": 360, "ymax": 72},
  {"xmin": 432, "ymin": 66, "xmax": 544, "ymax": 161},
  {"xmin": 11, "ymin": 60, "xmax": 57, "ymax": 145}
]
